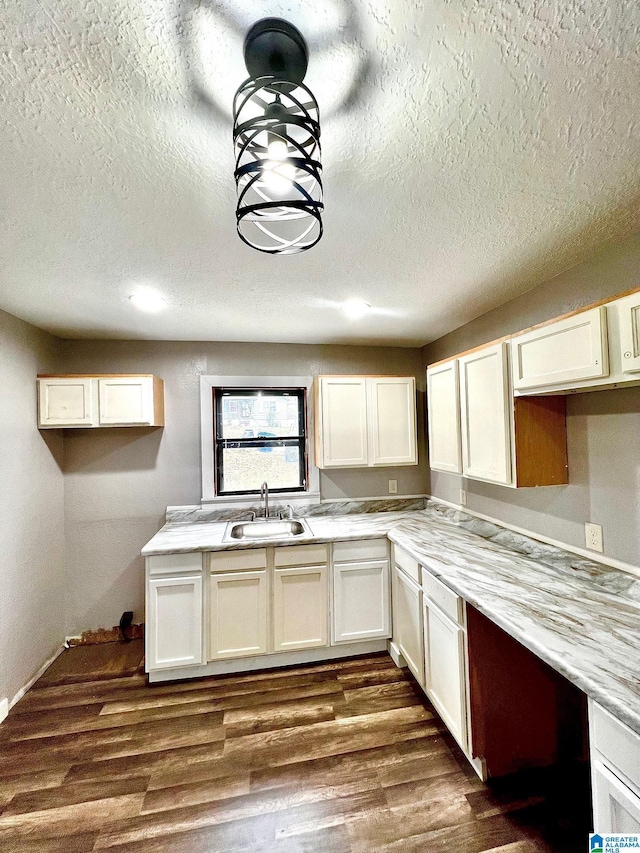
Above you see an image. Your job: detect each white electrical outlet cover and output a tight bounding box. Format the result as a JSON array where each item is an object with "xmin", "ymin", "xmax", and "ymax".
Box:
[
  {"xmin": 388, "ymin": 480, "xmax": 398, "ymax": 494},
  {"xmin": 460, "ymin": 489, "xmax": 467, "ymax": 507},
  {"xmin": 585, "ymin": 522, "xmax": 604, "ymax": 553}
]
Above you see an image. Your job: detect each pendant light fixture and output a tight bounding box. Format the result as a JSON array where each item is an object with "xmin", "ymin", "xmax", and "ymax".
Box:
[{"xmin": 233, "ymin": 19, "xmax": 323, "ymax": 254}]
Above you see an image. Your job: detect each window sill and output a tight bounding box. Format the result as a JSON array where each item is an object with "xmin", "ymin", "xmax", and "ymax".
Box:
[{"xmin": 200, "ymin": 491, "xmax": 321, "ymax": 510}]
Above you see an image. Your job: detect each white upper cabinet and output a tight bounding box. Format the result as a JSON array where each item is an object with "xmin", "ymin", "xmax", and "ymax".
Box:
[
  {"xmin": 368, "ymin": 377, "xmax": 418, "ymax": 466},
  {"xmin": 459, "ymin": 343, "xmax": 512, "ymax": 485},
  {"xmin": 426, "ymin": 360, "xmax": 462, "ymax": 474},
  {"xmin": 317, "ymin": 376, "xmax": 369, "ymax": 467},
  {"xmin": 618, "ymin": 291, "xmax": 640, "ymax": 374},
  {"xmin": 510, "ymin": 306, "xmax": 608, "ymax": 392},
  {"xmin": 98, "ymin": 377, "xmax": 154, "ymax": 425},
  {"xmin": 38, "ymin": 377, "xmax": 95, "ymax": 427},
  {"xmin": 316, "ymin": 375, "xmax": 417, "ymax": 468},
  {"xmin": 37, "ymin": 374, "xmax": 164, "ymax": 428}
]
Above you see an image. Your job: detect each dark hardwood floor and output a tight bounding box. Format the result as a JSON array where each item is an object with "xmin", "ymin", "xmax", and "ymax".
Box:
[{"xmin": 0, "ymin": 647, "xmax": 590, "ymax": 852}]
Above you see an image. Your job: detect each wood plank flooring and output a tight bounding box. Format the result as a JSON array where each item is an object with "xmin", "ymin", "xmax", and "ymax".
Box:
[{"xmin": 0, "ymin": 650, "xmax": 590, "ymax": 852}]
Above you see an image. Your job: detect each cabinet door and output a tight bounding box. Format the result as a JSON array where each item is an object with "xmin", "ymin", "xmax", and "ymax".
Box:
[
  {"xmin": 511, "ymin": 306, "xmax": 608, "ymax": 391},
  {"xmin": 146, "ymin": 575, "xmax": 204, "ymax": 670},
  {"xmin": 210, "ymin": 570, "xmax": 267, "ymax": 660},
  {"xmin": 459, "ymin": 342, "xmax": 512, "ymax": 485},
  {"xmin": 618, "ymin": 291, "xmax": 640, "ymax": 374},
  {"xmin": 38, "ymin": 378, "xmax": 95, "ymax": 427},
  {"xmin": 273, "ymin": 565, "xmax": 328, "ymax": 652},
  {"xmin": 317, "ymin": 377, "xmax": 368, "ymax": 467},
  {"xmin": 368, "ymin": 377, "xmax": 417, "ymax": 466},
  {"xmin": 333, "ymin": 560, "xmax": 390, "ymax": 643},
  {"xmin": 98, "ymin": 377, "xmax": 153, "ymax": 425},
  {"xmin": 426, "ymin": 361, "xmax": 462, "ymax": 474},
  {"xmin": 392, "ymin": 565, "xmax": 424, "ymax": 686},
  {"xmin": 423, "ymin": 596, "xmax": 468, "ymax": 751},
  {"xmin": 592, "ymin": 759, "xmax": 640, "ymax": 832}
]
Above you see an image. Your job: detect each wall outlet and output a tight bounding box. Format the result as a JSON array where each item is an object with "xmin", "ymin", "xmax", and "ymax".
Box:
[
  {"xmin": 585, "ymin": 522, "xmax": 603, "ymax": 553},
  {"xmin": 459, "ymin": 489, "xmax": 467, "ymax": 507},
  {"xmin": 388, "ymin": 479, "xmax": 398, "ymax": 494}
]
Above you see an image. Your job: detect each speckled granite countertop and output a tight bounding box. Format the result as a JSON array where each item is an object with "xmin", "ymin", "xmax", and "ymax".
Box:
[{"xmin": 141, "ymin": 500, "xmax": 640, "ymax": 735}]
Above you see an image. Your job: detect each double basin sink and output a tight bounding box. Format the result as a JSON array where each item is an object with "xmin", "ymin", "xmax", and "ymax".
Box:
[{"xmin": 224, "ymin": 517, "xmax": 311, "ymax": 542}]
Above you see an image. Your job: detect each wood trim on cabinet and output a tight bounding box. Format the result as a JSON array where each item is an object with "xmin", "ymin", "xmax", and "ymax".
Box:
[
  {"xmin": 152, "ymin": 375, "xmax": 165, "ymax": 426},
  {"xmin": 467, "ymin": 605, "xmax": 588, "ymax": 778},
  {"xmin": 512, "ymin": 395, "xmax": 568, "ymax": 487},
  {"xmin": 427, "ymin": 283, "xmax": 640, "ymax": 370},
  {"xmin": 37, "ymin": 373, "xmax": 158, "ymax": 378}
]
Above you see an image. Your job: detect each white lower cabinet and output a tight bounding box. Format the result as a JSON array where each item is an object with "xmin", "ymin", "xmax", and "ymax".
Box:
[
  {"xmin": 590, "ymin": 699, "xmax": 640, "ymax": 832},
  {"xmin": 273, "ymin": 565, "xmax": 328, "ymax": 652},
  {"xmin": 592, "ymin": 760, "xmax": 640, "ymax": 831},
  {"xmin": 146, "ymin": 572, "xmax": 204, "ymax": 671},
  {"xmin": 422, "ymin": 571, "xmax": 468, "ymax": 752},
  {"xmin": 391, "ymin": 550, "xmax": 424, "ymax": 686},
  {"xmin": 208, "ymin": 544, "xmax": 329, "ymax": 662},
  {"xmin": 210, "ymin": 570, "xmax": 268, "ymax": 659},
  {"xmin": 332, "ymin": 539, "xmax": 390, "ymax": 644}
]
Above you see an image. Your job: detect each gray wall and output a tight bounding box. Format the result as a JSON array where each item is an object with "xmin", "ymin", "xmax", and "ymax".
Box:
[
  {"xmin": 0, "ymin": 310, "xmax": 65, "ymax": 706},
  {"xmin": 423, "ymin": 232, "xmax": 640, "ymax": 567},
  {"xmin": 61, "ymin": 340, "xmax": 428, "ymax": 634}
]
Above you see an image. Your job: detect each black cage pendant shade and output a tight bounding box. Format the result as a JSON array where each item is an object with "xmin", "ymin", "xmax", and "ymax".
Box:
[{"xmin": 233, "ymin": 19, "xmax": 323, "ymax": 254}]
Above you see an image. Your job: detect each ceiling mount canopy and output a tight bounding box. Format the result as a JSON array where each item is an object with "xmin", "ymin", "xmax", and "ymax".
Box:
[
  {"xmin": 233, "ymin": 18, "xmax": 323, "ymax": 255},
  {"xmin": 243, "ymin": 18, "xmax": 308, "ymax": 86}
]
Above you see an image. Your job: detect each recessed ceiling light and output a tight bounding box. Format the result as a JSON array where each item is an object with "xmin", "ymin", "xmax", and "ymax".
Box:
[
  {"xmin": 129, "ymin": 290, "xmax": 167, "ymax": 313},
  {"xmin": 342, "ymin": 298, "xmax": 371, "ymax": 320}
]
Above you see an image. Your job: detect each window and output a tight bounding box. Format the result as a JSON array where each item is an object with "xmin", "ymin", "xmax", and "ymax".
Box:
[
  {"xmin": 200, "ymin": 375, "xmax": 318, "ymax": 504},
  {"xmin": 213, "ymin": 388, "xmax": 307, "ymax": 496}
]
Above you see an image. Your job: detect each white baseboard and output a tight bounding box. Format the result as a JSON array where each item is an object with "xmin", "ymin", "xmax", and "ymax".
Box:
[
  {"xmin": 9, "ymin": 643, "xmax": 66, "ymax": 712},
  {"xmin": 388, "ymin": 641, "xmax": 407, "ymax": 669},
  {"xmin": 0, "ymin": 698, "xmax": 8, "ymax": 725}
]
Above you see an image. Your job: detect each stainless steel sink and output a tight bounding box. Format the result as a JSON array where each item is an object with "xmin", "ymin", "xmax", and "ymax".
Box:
[{"xmin": 224, "ymin": 518, "xmax": 310, "ymax": 542}]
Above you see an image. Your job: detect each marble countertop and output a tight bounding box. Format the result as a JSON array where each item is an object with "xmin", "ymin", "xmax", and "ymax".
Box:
[
  {"xmin": 141, "ymin": 501, "xmax": 640, "ymax": 736},
  {"xmin": 141, "ymin": 510, "xmax": 416, "ymax": 556},
  {"xmin": 389, "ymin": 508, "xmax": 640, "ymax": 737}
]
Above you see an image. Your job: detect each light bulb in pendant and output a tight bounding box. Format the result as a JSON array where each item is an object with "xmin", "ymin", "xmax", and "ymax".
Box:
[{"xmin": 262, "ymin": 138, "xmax": 296, "ymax": 193}]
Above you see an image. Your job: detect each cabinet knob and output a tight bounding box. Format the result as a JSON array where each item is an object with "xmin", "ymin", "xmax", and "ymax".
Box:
[{"xmin": 624, "ymin": 352, "xmax": 632, "ymax": 358}]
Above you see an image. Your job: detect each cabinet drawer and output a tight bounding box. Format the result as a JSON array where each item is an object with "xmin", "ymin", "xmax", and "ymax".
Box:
[
  {"xmin": 392, "ymin": 545, "xmax": 420, "ymax": 583},
  {"xmin": 210, "ymin": 549, "xmax": 267, "ymax": 572},
  {"xmin": 591, "ymin": 701, "xmax": 640, "ymax": 792},
  {"xmin": 333, "ymin": 538, "xmax": 388, "ymax": 563},
  {"xmin": 147, "ymin": 553, "xmax": 203, "ymax": 576},
  {"xmin": 274, "ymin": 543, "xmax": 327, "ymax": 567},
  {"xmin": 421, "ymin": 566, "xmax": 463, "ymax": 625}
]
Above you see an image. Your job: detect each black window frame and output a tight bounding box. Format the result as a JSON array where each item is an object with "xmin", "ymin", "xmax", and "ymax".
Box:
[{"xmin": 213, "ymin": 388, "xmax": 308, "ymax": 497}]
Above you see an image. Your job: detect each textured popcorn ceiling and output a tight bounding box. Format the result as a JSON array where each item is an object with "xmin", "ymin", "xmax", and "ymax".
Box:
[{"xmin": 1, "ymin": 0, "xmax": 638, "ymax": 345}]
